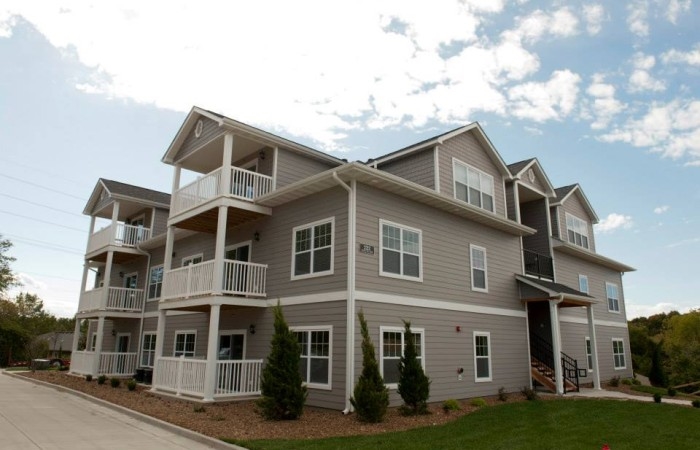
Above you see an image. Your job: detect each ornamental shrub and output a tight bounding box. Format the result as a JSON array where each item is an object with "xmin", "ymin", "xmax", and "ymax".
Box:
[
  {"xmin": 85, "ymin": 374, "xmax": 92, "ymax": 382},
  {"xmin": 521, "ymin": 386, "xmax": 538, "ymax": 401},
  {"xmin": 498, "ymin": 387, "xmax": 508, "ymax": 402},
  {"xmin": 350, "ymin": 310, "xmax": 389, "ymax": 423},
  {"xmin": 110, "ymin": 377, "xmax": 120, "ymax": 388},
  {"xmin": 397, "ymin": 320, "xmax": 431, "ymax": 415},
  {"xmin": 97, "ymin": 375, "xmax": 106, "ymax": 385},
  {"xmin": 653, "ymin": 393, "xmax": 662, "ymax": 403},
  {"xmin": 442, "ymin": 399, "xmax": 460, "ymax": 412},
  {"xmin": 127, "ymin": 379, "xmax": 137, "ymax": 391},
  {"xmin": 471, "ymin": 398, "xmax": 487, "ymax": 408}
]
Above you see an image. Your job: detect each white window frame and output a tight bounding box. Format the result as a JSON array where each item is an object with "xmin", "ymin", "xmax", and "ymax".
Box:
[
  {"xmin": 379, "ymin": 219, "xmax": 423, "ymax": 282},
  {"xmin": 565, "ymin": 212, "xmax": 590, "ymax": 249},
  {"xmin": 470, "ymin": 244, "xmax": 488, "ymax": 293},
  {"xmin": 291, "ymin": 217, "xmax": 334, "ymax": 280},
  {"xmin": 578, "ymin": 274, "xmax": 589, "ymax": 294},
  {"xmin": 173, "ymin": 330, "xmax": 197, "ymax": 358},
  {"xmin": 452, "ymin": 158, "xmax": 495, "ymax": 213},
  {"xmin": 606, "ymin": 282, "xmax": 620, "ymax": 313},
  {"xmin": 585, "ymin": 337, "xmax": 593, "ymax": 372},
  {"xmin": 90, "ymin": 332, "xmax": 97, "ymax": 351},
  {"xmin": 612, "ymin": 338, "xmax": 626, "ymax": 370},
  {"xmin": 291, "ymin": 326, "xmax": 333, "ymax": 390},
  {"xmin": 147, "ymin": 265, "xmax": 163, "ymax": 300},
  {"xmin": 123, "ymin": 271, "xmax": 138, "ymax": 289},
  {"xmin": 218, "ymin": 329, "xmax": 247, "ymax": 360},
  {"xmin": 473, "ymin": 331, "xmax": 492, "ymax": 382},
  {"xmin": 379, "ymin": 326, "xmax": 425, "ymax": 389},
  {"xmin": 181, "ymin": 253, "xmax": 203, "ymax": 267},
  {"xmin": 141, "ymin": 332, "xmax": 156, "ymax": 367}
]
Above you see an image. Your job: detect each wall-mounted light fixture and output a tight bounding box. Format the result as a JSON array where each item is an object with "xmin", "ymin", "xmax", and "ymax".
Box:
[
  {"xmin": 254, "ymin": 231, "xmax": 260, "ymax": 242},
  {"xmin": 249, "ymin": 324, "xmax": 256, "ymax": 334},
  {"xmin": 258, "ymin": 149, "xmax": 266, "ymax": 160},
  {"xmin": 455, "ymin": 326, "xmax": 461, "ymax": 333}
]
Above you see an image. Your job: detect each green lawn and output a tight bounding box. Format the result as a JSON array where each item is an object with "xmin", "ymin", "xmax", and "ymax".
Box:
[
  {"xmin": 631, "ymin": 384, "xmax": 697, "ymax": 400},
  {"xmin": 227, "ymin": 399, "xmax": 699, "ymax": 450}
]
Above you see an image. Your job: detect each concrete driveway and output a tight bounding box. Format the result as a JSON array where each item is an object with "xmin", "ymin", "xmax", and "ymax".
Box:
[{"xmin": 0, "ymin": 372, "xmax": 241, "ymax": 450}]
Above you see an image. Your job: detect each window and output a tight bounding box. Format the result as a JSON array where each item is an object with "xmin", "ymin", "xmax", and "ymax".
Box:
[
  {"xmin": 292, "ymin": 327, "xmax": 332, "ymax": 389},
  {"xmin": 380, "ymin": 220, "xmax": 422, "ymax": 281},
  {"xmin": 474, "ymin": 332, "xmax": 492, "ymax": 382},
  {"xmin": 380, "ymin": 326, "xmax": 424, "ymax": 387},
  {"xmin": 606, "ymin": 282, "xmax": 620, "ymax": 312},
  {"xmin": 174, "ymin": 331, "xmax": 196, "ymax": 357},
  {"xmin": 470, "ymin": 245, "xmax": 488, "ymax": 292},
  {"xmin": 453, "ymin": 159, "xmax": 495, "ymax": 212},
  {"xmin": 90, "ymin": 332, "xmax": 97, "ymax": 351},
  {"xmin": 182, "ymin": 254, "xmax": 203, "ymax": 267},
  {"xmin": 612, "ymin": 339, "xmax": 626, "ymax": 370},
  {"xmin": 141, "ymin": 333, "xmax": 156, "ymax": 367},
  {"xmin": 148, "ymin": 265, "xmax": 163, "ymax": 300},
  {"xmin": 565, "ymin": 213, "xmax": 589, "ymax": 249},
  {"xmin": 292, "ymin": 218, "xmax": 334, "ymax": 279},
  {"xmin": 579, "ymin": 274, "xmax": 589, "ymax": 294},
  {"xmin": 585, "ymin": 337, "xmax": 593, "ymax": 371}
]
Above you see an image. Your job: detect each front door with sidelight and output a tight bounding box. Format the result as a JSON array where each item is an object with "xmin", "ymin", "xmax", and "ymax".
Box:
[{"xmin": 218, "ymin": 331, "xmax": 246, "ymax": 393}]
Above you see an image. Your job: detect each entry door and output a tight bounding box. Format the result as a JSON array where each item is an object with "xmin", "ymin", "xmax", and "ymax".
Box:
[
  {"xmin": 124, "ymin": 273, "xmax": 138, "ymax": 289},
  {"xmin": 115, "ymin": 333, "xmax": 130, "ymax": 373},
  {"xmin": 218, "ymin": 332, "xmax": 246, "ymax": 393},
  {"xmin": 225, "ymin": 244, "xmax": 250, "ymax": 293},
  {"xmin": 218, "ymin": 332, "xmax": 245, "ymax": 360}
]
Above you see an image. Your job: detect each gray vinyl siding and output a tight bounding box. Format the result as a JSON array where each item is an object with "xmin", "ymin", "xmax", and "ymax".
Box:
[
  {"xmin": 520, "ymin": 199, "xmax": 551, "ymax": 256},
  {"xmin": 275, "ymin": 148, "xmax": 339, "ymax": 189},
  {"xmin": 87, "ymin": 319, "xmax": 140, "ymax": 353},
  {"xmin": 105, "ymin": 257, "xmax": 149, "ymax": 293},
  {"xmin": 159, "ymin": 313, "xmax": 210, "ymax": 358},
  {"xmin": 170, "ymin": 233, "xmax": 217, "ymax": 269},
  {"xmin": 550, "ymin": 206, "xmax": 560, "ymax": 239},
  {"xmin": 174, "ymin": 117, "xmax": 224, "ymax": 163},
  {"xmin": 560, "ymin": 322, "xmax": 633, "ymax": 381},
  {"xmin": 355, "ymin": 183, "xmax": 524, "ymax": 311},
  {"xmin": 92, "ymin": 194, "xmax": 113, "ymax": 216},
  {"xmin": 144, "ymin": 246, "xmax": 165, "ymax": 313},
  {"xmin": 505, "ymin": 183, "xmax": 517, "ymax": 221},
  {"xmin": 355, "ymin": 301, "xmax": 530, "ymax": 404},
  {"xmin": 520, "ymin": 169, "xmax": 546, "ymax": 193},
  {"xmin": 554, "ymin": 251, "xmax": 628, "ymax": 322},
  {"xmin": 152, "ymin": 208, "xmax": 169, "ymax": 236},
  {"xmin": 377, "ymin": 148, "xmax": 435, "ymax": 189},
  {"xmin": 558, "ymin": 194, "xmax": 597, "ymax": 252},
  {"xmin": 437, "ymin": 132, "xmax": 507, "ymax": 217}
]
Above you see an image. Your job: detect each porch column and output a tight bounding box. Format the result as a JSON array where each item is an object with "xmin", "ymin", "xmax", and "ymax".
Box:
[
  {"xmin": 587, "ymin": 306, "xmax": 601, "ymax": 390},
  {"xmin": 163, "ymin": 226, "xmax": 175, "ymax": 272},
  {"xmin": 222, "ymin": 133, "xmax": 233, "ymax": 196},
  {"xmin": 151, "ymin": 309, "xmax": 167, "ymax": 392},
  {"xmin": 213, "ymin": 206, "xmax": 228, "ymax": 294},
  {"xmin": 86, "ymin": 216, "xmax": 96, "ymax": 253},
  {"xmin": 93, "ymin": 316, "xmax": 106, "ymax": 375},
  {"xmin": 79, "ymin": 262, "xmax": 90, "ymax": 294},
  {"xmin": 70, "ymin": 318, "xmax": 81, "ymax": 356},
  {"xmin": 272, "ymin": 146, "xmax": 279, "ymax": 190},
  {"xmin": 203, "ymin": 304, "xmax": 221, "ymax": 402},
  {"xmin": 110, "ymin": 201, "xmax": 120, "ymax": 245},
  {"xmin": 170, "ymin": 164, "xmax": 181, "ymax": 211},
  {"xmin": 549, "ymin": 299, "xmax": 564, "ymax": 395},
  {"xmin": 102, "ymin": 252, "xmax": 114, "ymax": 309}
]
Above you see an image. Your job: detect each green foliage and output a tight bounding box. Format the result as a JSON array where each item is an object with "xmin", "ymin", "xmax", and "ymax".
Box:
[
  {"xmin": 85, "ymin": 374, "xmax": 93, "ymax": 382},
  {"xmin": 257, "ymin": 303, "xmax": 307, "ymax": 420},
  {"xmin": 621, "ymin": 378, "xmax": 632, "ymax": 385},
  {"xmin": 110, "ymin": 377, "xmax": 120, "ymax": 388},
  {"xmin": 653, "ymin": 393, "xmax": 662, "ymax": 403},
  {"xmin": 97, "ymin": 375, "xmax": 107, "ymax": 385},
  {"xmin": 608, "ymin": 376, "xmax": 620, "ymax": 387},
  {"xmin": 667, "ymin": 387, "xmax": 676, "ymax": 397},
  {"xmin": 0, "ymin": 234, "xmax": 18, "ymax": 296},
  {"xmin": 648, "ymin": 342, "xmax": 668, "ymax": 387},
  {"xmin": 692, "ymin": 400, "xmax": 700, "ymax": 408},
  {"xmin": 663, "ymin": 310, "xmax": 700, "ymax": 386},
  {"xmin": 397, "ymin": 320, "xmax": 430, "ymax": 415},
  {"xmin": 470, "ymin": 398, "xmax": 487, "ymax": 408},
  {"xmin": 127, "ymin": 379, "xmax": 137, "ymax": 391},
  {"xmin": 193, "ymin": 405, "xmax": 206, "ymax": 413},
  {"xmin": 498, "ymin": 387, "xmax": 508, "ymax": 402},
  {"xmin": 631, "ymin": 377, "xmax": 641, "ymax": 385},
  {"xmin": 350, "ymin": 310, "xmax": 389, "ymax": 423},
  {"xmin": 521, "ymin": 386, "xmax": 538, "ymax": 401},
  {"xmin": 442, "ymin": 399, "xmax": 460, "ymax": 412}
]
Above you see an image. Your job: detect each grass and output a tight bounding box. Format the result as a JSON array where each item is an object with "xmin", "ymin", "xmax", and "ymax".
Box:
[
  {"xmin": 631, "ymin": 385, "xmax": 696, "ymax": 400},
  {"xmin": 226, "ymin": 399, "xmax": 700, "ymax": 450}
]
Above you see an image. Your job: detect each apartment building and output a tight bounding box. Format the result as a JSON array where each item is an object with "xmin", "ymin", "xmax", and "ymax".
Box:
[{"xmin": 70, "ymin": 107, "xmax": 634, "ymax": 410}]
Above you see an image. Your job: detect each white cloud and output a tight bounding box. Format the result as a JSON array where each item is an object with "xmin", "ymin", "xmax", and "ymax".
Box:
[
  {"xmin": 661, "ymin": 44, "xmax": 700, "ymax": 67},
  {"xmin": 582, "ymin": 4, "xmax": 605, "ymax": 35},
  {"xmin": 626, "ymin": 301, "xmax": 694, "ymax": 319},
  {"xmin": 595, "ymin": 213, "xmax": 634, "ymax": 233},
  {"xmin": 666, "ymin": 237, "xmax": 700, "ymax": 248},
  {"xmin": 653, "ymin": 205, "xmax": 670, "ymax": 214},
  {"xmin": 0, "ymin": 9, "xmax": 15, "ymax": 37},
  {"xmin": 16, "ymin": 273, "xmax": 48, "ymax": 291},
  {"xmin": 627, "ymin": 0, "xmax": 649, "ymax": 37},
  {"xmin": 507, "ymin": 70, "xmax": 582, "ymax": 122},
  {"xmin": 628, "ymin": 53, "xmax": 665, "ymax": 93},
  {"xmin": 523, "ymin": 126, "xmax": 543, "ymax": 135},
  {"xmin": 502, "ymin": 7, "xmax": 579, "ymax": 44},
  {"xmin": 585, "ymin": 74, "xmax": 626, "ymax": 130},
  {"xmin": 664, "ymin": 0, "xmax": 691, "ymax": 24}
]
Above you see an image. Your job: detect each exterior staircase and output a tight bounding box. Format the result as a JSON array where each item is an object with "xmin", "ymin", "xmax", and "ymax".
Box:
[{"xmin": 530, "ymin": 333, "xmax": 584, "ymax": 394}]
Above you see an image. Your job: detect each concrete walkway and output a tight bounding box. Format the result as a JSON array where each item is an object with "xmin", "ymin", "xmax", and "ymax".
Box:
[
  {"xmin": 0, "ymin": 372, "xmax": 242, "ymax": 450},
  {"xmin": 571, "ymin": 387, "xmax": 694, "ymax": 406}
]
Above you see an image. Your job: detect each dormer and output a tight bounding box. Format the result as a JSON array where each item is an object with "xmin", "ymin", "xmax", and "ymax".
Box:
[{"xmin": 550, "ymin": 184, "xmax": 599, "ymax": 253}]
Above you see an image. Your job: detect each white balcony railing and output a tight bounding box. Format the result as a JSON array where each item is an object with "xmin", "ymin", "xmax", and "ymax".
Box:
[
  {"xmin": 162, "ymin": 259, "xmax": 267, "ymax": 301},
  {"xmin": 78, "ymin": 287, "xmax": 144, "ymax": 313},
  {"xmin": 87, "ymin": 223, "xmax": 151, "ymax": 254},
  {"xmin": 70, "ymin": 351, "xmax": 95, "ymax": 375},
  {"xmin": 171, "ymin": 166, "xmax": 273, "ymax": 216},
  {"xmin": 70, "ymin": 351, "xmax": 138, "ymax": 376},
  {"xmin": 153, "ymin": 357, "xmax": 263, "ymax": 399}
]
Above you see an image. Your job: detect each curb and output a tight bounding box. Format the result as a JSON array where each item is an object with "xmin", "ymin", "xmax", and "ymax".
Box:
[{"xmin": 2, "ymin": 371, "xmax": 248, "ymax": 450}]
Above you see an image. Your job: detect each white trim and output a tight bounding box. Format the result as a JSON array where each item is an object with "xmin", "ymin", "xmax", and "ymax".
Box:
[
  {"xmin": 473, "ymin": 331, "xmax": 492, "ymax": 382},
  {"xmin": 143, "ymin": 310, "xmax": 205, "ymax": 318},
  {"xmin": 291, "ymin": 217, "xmax": 335, "ymax": 280},
  {"xmin": 578, "ymin": 274, "xmax": 589, "ymax": 294},
  {"xmin": 433, "ymin": 146, "xmax": 440, "ymax": 193},
  {"xmin": 452, "ymin": 158, "xmax": 495, "ymax": 213},
  {"xmin": 225, "ymin": 240, "xmax": 252, "ymax": 261},
  {"xmin": 90, "ymin": 332, "xmax": 97, "ymax": 351},
  {"xmin": 379, "ymin": 325, "xmax": 425, "ymax": 389},
  {"xmin": 123, "ymin": 271, "xmax": 138, "ymax": 289},
  {"xmin": 469, "ymin": 244, "xmax": 488, "ymax": 293},
  {"xmin": 585, "ymin": 336, "xmax": 593, "ymax": 372},
  {"xmin": 114, "ymin": 332, "xmax": 131, "ymax": 352},
  {"xmin": 558, "ymin": 314, "xmax": 628, "ymax": 328},
  {"xmin": 242, "ymin": 159, "xmax": 258, "ymax": 172},
  {"xmin": 379, "ymin": 219, "xmax": 423, "ymax": 282},
  {"xmin": 217, "ymin": 329, "xmax": 247, "ymax": 360},
  {"xmin": 181, "ymin": 253, "xmax": 203, "ymax": 267},
  {"xmin": 606, "ymin": 282, "xmax": 620, "ymax": 313},
  {"xmin": 565, "ymin": 212, "xmax": 590, "ymax": 249},
  {"xmin": 272, "ymin": 146, "xmax": 278, "ymax": 190},
  {"xmin": 290, "ymin": 325, "xmax": 333, "ymax": 390},
  {"xmin": 173, "ymin": 330, "xmax": 197, "ymax": 357},
  {"xmin": 141, "ymin": 332, "xmax": 157, "ymax": 367},
  {"xmin": 612, "ymin": 338, "xmax": 627, "ymax": 370},
  {"xmin": 147, "ymin": 264, "xmax": 164, "ymax": 301}
]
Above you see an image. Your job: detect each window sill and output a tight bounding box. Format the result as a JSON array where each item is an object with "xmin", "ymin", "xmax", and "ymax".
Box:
[
  {"xmin": 291, "ymin": 271, "xmax": 334, "ymax": 281},
  {"xmin": 379, "ymin": 272, "xmax": 423, "ymax": 283},
  {"xmin": 302, "ymin": 382, "xmax": 332, "ymax": 391}
]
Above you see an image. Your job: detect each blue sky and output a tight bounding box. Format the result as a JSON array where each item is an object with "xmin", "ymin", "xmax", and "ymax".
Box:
[{"xmin": 0, "ymin": 1, "xmax": 698, "ymax": 318}]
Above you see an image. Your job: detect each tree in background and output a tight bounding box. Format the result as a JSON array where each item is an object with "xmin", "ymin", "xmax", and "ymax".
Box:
[
  {"xmin": 397, "ymin": 320, "xmax": 430, "ymax": 415},
  {"xmin": 257, "ymin": 303, "xmax": 307, "ymax": 420},
  {"xmin": 350, "ymin": 310, "xmax": 389, "ymax": 422},
  {"xmin": 0, "ymin": 234, "xmax": 18, "ymax": 298},
  {"xmin": 648, "ymin": 341, "xmax": 667, "ymax": 387},
  {"xmin": 663, "ymin": 310, "xmax": 700, "ymax": 386}
]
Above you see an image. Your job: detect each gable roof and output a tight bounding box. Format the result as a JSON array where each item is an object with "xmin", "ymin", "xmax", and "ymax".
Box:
[
  {"xmin": 515, "ymin": 275, "xmax": 596, "ymax": 306},
  {"xmin": 507, "ymin": 158, "xmax": 535, "ymax": 175},
  {"xmin": 367, "ymin": 122, "xmax": 512, "ymax": 178},
  {"xmin": 83, "ymin": 179, "xmax": 170, "ymax": 215},
  {"xmin": 551, "ymin": 183, "xmax": 599, "ymax": 223},
  {"xmin": 507, "ymin": 158, "xmax": 556, "ymax": 197}
]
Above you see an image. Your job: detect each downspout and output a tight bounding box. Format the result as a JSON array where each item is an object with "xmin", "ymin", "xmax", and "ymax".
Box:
[
  {"xmin": 332, "ymin": 172, "xmax": 356, "ymax": 414},
  {"xmin": 135, "ymin": 243, "xmax": 151, "ymax": 369}
]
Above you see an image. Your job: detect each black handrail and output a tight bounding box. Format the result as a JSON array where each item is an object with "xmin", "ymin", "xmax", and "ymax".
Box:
[
  {"xmin": 523, "ymin": 249, "xmax": 554, "ymax": 279},
  {"xmin": 529, "ymin": 333, "xmax": 580, "ymax": 393},
  {"xmin": 560, "ymin": 351, "xmax": 580, "ymax": 393}
]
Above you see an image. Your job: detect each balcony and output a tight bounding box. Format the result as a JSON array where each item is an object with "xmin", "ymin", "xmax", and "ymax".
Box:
[
  {"xmin": 171, "ymin": 166, "xmax": 273, "ymax": 216},
  {"xmin": 162, "ymin": 259, "xmax": 267, "ymax": 301},
  {"xmin": 70, "ymin": 351, "xmax": 138, "ymax": 376},
  {"xmin": 78, "ymin": 287, "xmax": 145, "ymax": 314},
  {"xmin": 523, "ymin": 249, "xmax": 554, "ymax": 280},
  {"xmin": 87, "ymin": 223, "xmax": 151, "ymax": 255}
]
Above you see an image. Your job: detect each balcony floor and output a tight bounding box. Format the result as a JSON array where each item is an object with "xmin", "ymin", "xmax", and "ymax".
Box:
[{"xmin": 171, "ymin": 199, "xmax": 269, "ymax": 234}]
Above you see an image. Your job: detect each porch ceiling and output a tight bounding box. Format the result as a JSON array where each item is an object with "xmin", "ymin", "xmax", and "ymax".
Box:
[
  {"xmin": 516, "ymin": 275, "xmax": 597, "ymax": 307},
  {"xmin": 174, "ymin": 207, "xmax": 266, "ymax": 233},
  {"xmin": 88, "ymin": 250, "xmax": 146, "ymax": 264}
]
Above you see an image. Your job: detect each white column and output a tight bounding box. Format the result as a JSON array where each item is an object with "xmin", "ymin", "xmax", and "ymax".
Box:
[
  {"xmin": 222, "ymin": 133, "xmax": 233, "ymax": 196},
  {"xmin": 170, "ymin": 164, "xmax": 181, "ymax": 211},
  {"xmin": 102, "ymin": 252, "xmax": 114, "ymax": 309},
  {"xmin": 86, "ymin": 216, "xmax": 96, "ymax": 253},
  {"xmin": 587, "ymin": 306, "xmax": 601, "ymax": 390},
  {"xmin": 213, "ymin": 206, "xmax": 228, "ymax": 294},
  {"xmin": 549, "ymin": 299, "xmax": 564, "ymax": 395},
  {"xmin": 70, "ymin": 318, "xmax": 81, "ymax": 358},
  {"xmin": 163, "ymin": 226, "xmax": 175, "ymax": 270},
  {"xmin": 110, "ymin": 201, "xmax": 120, "ymax": 245},
  {"xmin": 79, "ymin": 262, "xmax": 90, "ymax": 294},
  {"xmin": 272, "ymin": 146, "xmax": 279, "ymax": 190},
  {"xmin": 202, "ymin": 304, "xmax": 221, "ymax": 402},
  {"xmin": 93, "ymin": 317, "xmax": 105, "ymax": 375},
  {"xmin": 151, "ymin": 309, "xmax": 167, "ymax": 392}
]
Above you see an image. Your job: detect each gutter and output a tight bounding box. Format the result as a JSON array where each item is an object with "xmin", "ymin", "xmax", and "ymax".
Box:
[{"xmin": 332, "ymin": 172, "xmax": 356, "ymax": 414}]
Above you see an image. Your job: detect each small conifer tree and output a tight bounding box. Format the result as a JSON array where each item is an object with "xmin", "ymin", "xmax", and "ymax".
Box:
[
  {"xmin": 397, "ymin": 320, "xmax": 430, "ymax": 415},
  {"xmin": 257, "ymin": 303, "xmax": 307, "ymax": 420},
  {"xmin": 350, "ymin": 310, "xmax": 389, "ymax": 422}
]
